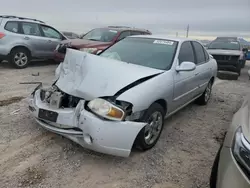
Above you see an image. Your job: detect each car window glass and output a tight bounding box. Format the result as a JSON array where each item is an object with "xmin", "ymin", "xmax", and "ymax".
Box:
[
  {"xmin": 100, "ymin": 37, "xmax": 178, "ymax": 70},
  {"xmin": 178, "ymin": 41, "xmax": 195, "ymax": 64},
  {"xmin": 118, "ymin": 31, "xmax": 131, "ymax": 40},
  {"xmin": 208, "ymin": 41, "xmax": 240, "ymax": 50},
  {"xmin": 204, "ymin": 48, "xmax": 210, "ymax": 61},
  {"xmin": 22, "ymin": 22, "xmax": 41, "ymax": 36},
  {"xmin": 131, "ymin": 31, "xmax": 142, "ymax": 35},
  {"xmin": 82, "ymin": 28, "xmax": 118, "ymax": 42},
  {"xmin": 193, "ymin": 42, "xmax": 206, "ymax": 64},
  {"xmin": 5, "ymin": 21, "xmax": 19, "ymax": 33},
  {"xmin": 40, "ymin": 25, "xmax": 61, "ymax": 39}
]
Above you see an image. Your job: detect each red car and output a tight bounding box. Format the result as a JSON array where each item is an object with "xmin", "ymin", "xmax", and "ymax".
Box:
[{"xmin": 54, "ymin": 26, "xmax": 152, "ymax": 62}]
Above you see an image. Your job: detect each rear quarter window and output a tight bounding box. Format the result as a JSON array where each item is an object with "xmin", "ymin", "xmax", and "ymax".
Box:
[{"xmin": 4, "ymin": 21, "xmax": 19, "ymax": 33}]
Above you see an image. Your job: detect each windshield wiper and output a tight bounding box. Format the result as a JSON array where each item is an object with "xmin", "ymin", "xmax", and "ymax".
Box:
[{"xmin": 88, "ymin": 38, "xmax": 100, "ymax": 41}]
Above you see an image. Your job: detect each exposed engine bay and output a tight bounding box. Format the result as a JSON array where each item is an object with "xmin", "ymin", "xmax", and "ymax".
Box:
[
  {"xmin": 39, "ymin": 85, "xmax": 81, "ymax": 109},
  {"xmin": 38, "ymin": 85, "xmax": 134, "ymax": 119}
]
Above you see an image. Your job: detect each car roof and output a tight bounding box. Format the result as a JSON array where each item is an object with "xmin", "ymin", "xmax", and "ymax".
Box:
[
  {"xmin": 128, "ymin": 35, "xmax": 198, "ymax": 42},
  {"xmin": 0, "ymin": 15, "xmax": 45, "ymax": 24},
  {"xmin": 97, "ymin": 26, "xmax": 151, "ymax": 33}
]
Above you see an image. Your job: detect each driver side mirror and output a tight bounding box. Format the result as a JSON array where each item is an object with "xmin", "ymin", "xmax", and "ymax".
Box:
[{"xmin": 176, "ymin": 61, "xmax": 196, "ymax": 72}]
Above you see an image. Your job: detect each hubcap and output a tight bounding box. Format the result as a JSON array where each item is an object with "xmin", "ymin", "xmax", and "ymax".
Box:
[
  {"xmin": 205, "ymin": 83, "xmax": 212, "ymax": 102},
  {"xmin": 14, "ymin": 52, "xmax": 28, "ymax": 66},
  {"xmin": 144, "ymin": 111, "xmax": 163, "ymax": 145}
]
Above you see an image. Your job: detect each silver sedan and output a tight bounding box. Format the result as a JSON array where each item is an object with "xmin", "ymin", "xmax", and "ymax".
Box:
[{"xmin": 28, "ymin": 35, "xmax": 217, "ymax": 157}]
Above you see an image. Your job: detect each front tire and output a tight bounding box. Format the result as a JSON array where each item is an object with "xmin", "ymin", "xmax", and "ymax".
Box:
[
  {"xmin": 196, "ymin": 80, "xmax": 212, "ymax": 105},
  {"xmin": 135, "ymin": 103, "xmax": 165, "ymax": 150},
  {"xmin": 9, "ymin": 48, "xmax": 30, "ymax": 69}
]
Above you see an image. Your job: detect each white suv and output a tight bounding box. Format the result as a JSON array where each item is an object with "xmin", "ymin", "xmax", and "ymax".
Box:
[{"xmin": 0, "ymin": 15, "xmax": 67, "ymax": 68}]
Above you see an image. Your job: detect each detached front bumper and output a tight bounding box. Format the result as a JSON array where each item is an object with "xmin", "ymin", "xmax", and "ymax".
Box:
[{"xmin": 28, "ymin": 90, "xmax": 146, "ymax": 157}]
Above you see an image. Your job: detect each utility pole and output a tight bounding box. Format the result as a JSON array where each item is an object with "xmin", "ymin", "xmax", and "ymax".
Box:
[
  {"xmin": 186, "ymin": 24, "xmax": 189, "ymax": 38},
  {"xmin": 176, "ymin": 32, "xmax": 178, "ymax": 37}
]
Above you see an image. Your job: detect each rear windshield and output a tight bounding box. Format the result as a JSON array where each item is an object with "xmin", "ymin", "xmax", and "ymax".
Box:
[
  {"xmin": 100, "ymin": 37, "xmax": 178, "ymax": 70},
  {"xmin": 208, "ymin": 41, "xmax": 240, "ymax": 50},
  {"xmin": 82, "ymin": 28, "xmax": 118, "ymax": 42}
]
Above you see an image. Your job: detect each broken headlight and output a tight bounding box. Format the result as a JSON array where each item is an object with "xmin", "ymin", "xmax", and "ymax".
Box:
[
  {"xmin": 232, "ymin": 127, "xmax": 250, "ymax": 174},
  {"xmin": 87, "ymin": 98, "xmax": 125, "ymax": 121}
]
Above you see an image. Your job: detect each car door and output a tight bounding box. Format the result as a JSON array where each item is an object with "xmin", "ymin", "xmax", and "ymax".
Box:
[
  {"xmin": 191, "ymin": 41, "xmax": 212, "ymax": 94},
  {"xmin": 39, "ymin": 24, "xmax": 63, "ymax": 58},
  {"xmin": 173, "ymin": 41, "xmax": 199, "ymax": 109},
  {"xmin": 20, "ymin": 22, "xmax": 47, "ymax": 58}
]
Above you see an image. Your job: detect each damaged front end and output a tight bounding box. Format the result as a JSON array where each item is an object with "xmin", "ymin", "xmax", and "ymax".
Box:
[
  {"xmin": 28, "ymin": 84, "xmax": 146, "ymax": 157},
  {"xmin": 28, "ymin": 49, "xmax": 165, "ymax": 157}
]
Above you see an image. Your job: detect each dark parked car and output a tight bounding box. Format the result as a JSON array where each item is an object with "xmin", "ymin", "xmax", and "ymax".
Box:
[
  {"xmin": 207, "ymin": 40, "xmax": 246, "ymax": 79},
  {"xmin": 54, "ymin": 26, "xmax": 152, "ymax": 62}
]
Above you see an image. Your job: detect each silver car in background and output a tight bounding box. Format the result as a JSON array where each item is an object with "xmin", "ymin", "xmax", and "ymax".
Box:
[
  {"xmin": 28, "ymin": 35, "xmax": 217, "ymax": 157},
  {"xmin": 0, "ymin": 15, "xmax": 67, "ymax": 68},
  {"xmin": 210, "ymin": 95, "xmax": 250, "ymax": 188}
]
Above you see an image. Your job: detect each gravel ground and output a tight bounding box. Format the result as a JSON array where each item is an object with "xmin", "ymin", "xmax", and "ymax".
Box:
[{"xmin": 0, "ymin": 61, "xmax": 250, "ymax": 188}]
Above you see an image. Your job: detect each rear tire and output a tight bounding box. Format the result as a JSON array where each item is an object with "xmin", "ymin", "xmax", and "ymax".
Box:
[
  {"xmin": 196, "ymin": 80, "xmax": 212, "ymax": 105},
  {"xmin": 135, "ymin": 103, "xmax": 165, "ymax": 151},
  {"xmin": 9, "ymin": 48, "xmax": 30, "ymax": 69}
]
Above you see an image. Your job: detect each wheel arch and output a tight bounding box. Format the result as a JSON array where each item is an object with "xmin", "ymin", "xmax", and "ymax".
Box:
[
  {"xmin": 210, "ymin": 76, "xmax": 215, "ymax": 85},
  {"xmin": 9, "ymin": 45, "xmax": 32, "ymax": 57},
  {"xmin": 154, "ymin": 99, "xmax": 168, "ymax": 115}
]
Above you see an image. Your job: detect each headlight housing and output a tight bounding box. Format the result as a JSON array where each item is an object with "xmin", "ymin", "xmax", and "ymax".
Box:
[
  {"xmin": 87, "ymin": 98, "xmax": 125, "ymax": 121},
  {"xmin": 80, "ymin": 48, "xmax": 98, "ymax": 54},
  {"xmin": 232, "ymin": 127, "xmax": 250, "ymax": 173}
]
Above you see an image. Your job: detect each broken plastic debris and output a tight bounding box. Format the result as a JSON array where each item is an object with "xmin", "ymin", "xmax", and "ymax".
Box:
[
  {"xmin": 11, "ymin": 109, "xmax": 20, "ymax": 115},
  {"xmin": 32, "ymin": 72, "xmax": 39, "ymax": 76}
]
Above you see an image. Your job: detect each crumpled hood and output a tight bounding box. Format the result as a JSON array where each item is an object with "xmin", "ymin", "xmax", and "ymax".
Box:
[
  {"xmin": 61, "ymin": 38, "xmax": 111, "ymax": 48},
  {"xmin": 55, "ymin": 49, "xmax": 164, "ymax": 100},
  {"xmin": 207, "ymin": 49, "xmax": 241, "ymax": 56}
]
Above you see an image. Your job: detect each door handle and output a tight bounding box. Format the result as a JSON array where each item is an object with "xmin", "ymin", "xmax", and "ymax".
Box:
[
  {"xmin": 24, "ymin": 36, "xmax": 30, "ymax": 40},
  {"xmin": 195, "ymin": 72, "xmax": 200, "ymax": 76},
  {"xmin": 48, "ymin": 40, "xmax": 52, "ymax": 43}
]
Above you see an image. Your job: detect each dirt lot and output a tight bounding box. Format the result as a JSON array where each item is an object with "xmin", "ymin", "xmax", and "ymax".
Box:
[{"xmin": 0, "ymin": 61, "xmax": 250, "ymax": 188}]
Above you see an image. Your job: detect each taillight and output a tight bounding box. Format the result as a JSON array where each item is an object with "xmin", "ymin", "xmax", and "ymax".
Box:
[{"xmin": 0, "ymin": 32, "xmax": 5, "ymax": 39}]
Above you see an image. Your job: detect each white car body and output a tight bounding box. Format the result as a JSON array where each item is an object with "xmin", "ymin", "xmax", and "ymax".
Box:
[{"xmin": 29, "ymin": 35, "xmax": 217, "ymax": 157}]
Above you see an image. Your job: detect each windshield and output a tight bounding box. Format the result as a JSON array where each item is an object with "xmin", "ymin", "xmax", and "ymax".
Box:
[
  {"xmin": 82, "ymin": 28, "xmax": 118, "ymax": 42},
  {"xmin": 208, "ymin": 41, "xmax": 240, "ymax": 50},
  {"xmin": 100, "ymin": 37, "xmax": 178, "ymax": 70}
]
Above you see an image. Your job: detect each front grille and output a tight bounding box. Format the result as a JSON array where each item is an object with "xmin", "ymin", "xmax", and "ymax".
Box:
[{"xmin": 212, "ymin": 55, "xmax": 239, "ymax": 62}]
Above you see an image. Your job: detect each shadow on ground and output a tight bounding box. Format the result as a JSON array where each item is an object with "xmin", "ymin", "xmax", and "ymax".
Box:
[{"xmin": 0, "ymin": 60, "xmax": 59, "ymax": 69}]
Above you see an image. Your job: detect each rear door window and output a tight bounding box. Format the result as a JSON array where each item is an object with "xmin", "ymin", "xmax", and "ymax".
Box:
[
  {"xmin": 21, "ymin": 22, "xmax": 41, "ymax": 36},
  {"xmin": 192, "ymin": 41, "xmax": 206, "ymax": 64},
  {"xmin": 204, "ymin": 49, "xmax": 210, "ymax": 62},
  {"xmin": 5, "ymin": 21, "xmax": 19, "ymax": 33}
]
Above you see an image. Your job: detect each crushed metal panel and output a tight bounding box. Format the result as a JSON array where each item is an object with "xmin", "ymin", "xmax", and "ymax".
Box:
[{"xmin": 55, "ymin": 49, "xmax": 164, "ymax": 100}]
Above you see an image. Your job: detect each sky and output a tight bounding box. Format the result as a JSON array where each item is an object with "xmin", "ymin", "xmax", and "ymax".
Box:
[{"xmin": 1, "ymin": 0, "xmax": 250, "ymax": 40}]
